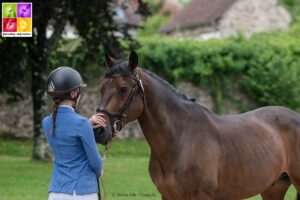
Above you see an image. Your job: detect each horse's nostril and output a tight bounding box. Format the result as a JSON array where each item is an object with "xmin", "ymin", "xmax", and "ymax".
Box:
[{"xmin": 93, "ymin": 126, "xmax": 112, "ymax": 145}]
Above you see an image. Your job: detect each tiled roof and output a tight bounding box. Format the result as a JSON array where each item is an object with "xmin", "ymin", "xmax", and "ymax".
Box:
[{"xmin": 160, "ymin": 0, "xmax": 237, "ymax": 33}]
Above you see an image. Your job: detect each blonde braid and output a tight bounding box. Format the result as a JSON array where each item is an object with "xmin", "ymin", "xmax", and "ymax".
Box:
[{"xmin": 51, "ymin": 99, "xmax": 62, "ymax": 135}]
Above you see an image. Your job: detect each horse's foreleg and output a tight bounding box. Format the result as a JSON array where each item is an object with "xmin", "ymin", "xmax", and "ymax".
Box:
[
  {"xmin": 289, "ymin": 174, "xmax": 300, "ymax": 197},
  {"xmin": 288, "ymin": 147, "xmax": 300, "ymax": 195},
  {"xmin": 190, "ymin": 189, "xmax": 214, "ymax": 200},
  {"xmin": 260, "ymin": 174, "xmax": 291, "ymax": 200},
  {"xmin": 296, "ymin": 193, "xmax": 300, "ymax": 200}
]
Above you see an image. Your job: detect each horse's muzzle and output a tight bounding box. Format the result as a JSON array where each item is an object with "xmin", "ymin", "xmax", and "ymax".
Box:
[{"xmin": 93, "ymin": 125, "xmax": 113, "ymax": 145}]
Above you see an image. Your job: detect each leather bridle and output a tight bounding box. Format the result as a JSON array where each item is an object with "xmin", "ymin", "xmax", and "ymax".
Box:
[{"xmin": 96, "ymin": 70, "xmax": 144, "ymax": 135}]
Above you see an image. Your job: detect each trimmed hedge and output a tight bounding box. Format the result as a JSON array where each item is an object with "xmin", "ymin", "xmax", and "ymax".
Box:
[{"xmin": 137, "ymin": 31, "xmax": 300, "ymax": 113}]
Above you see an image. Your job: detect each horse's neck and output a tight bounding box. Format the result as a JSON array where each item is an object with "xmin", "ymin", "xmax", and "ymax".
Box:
[{"xmin": 137, "ymin": 70, "xmax": 193, "ymax": 157}]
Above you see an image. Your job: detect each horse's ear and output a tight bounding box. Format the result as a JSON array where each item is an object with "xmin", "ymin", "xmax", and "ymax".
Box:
[
  {"xmin": 128, "ymin": 51, "xmax": 138, "ymax": 72},
  {"xmin": 105, "ymin": 52, "xmax": 117, "ymax": 68}
]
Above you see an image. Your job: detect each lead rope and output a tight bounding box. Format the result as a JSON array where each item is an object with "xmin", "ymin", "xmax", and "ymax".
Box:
[
  {"xmin": 100, "ymin": 177, "xmax": 106, "ymax": 200},
  {"xmin": 99, "ymin": 145, "xmax": 109, "ymax": 200},
  {"xmin": 99, "ymin": 133, "xmax": 121, "ymax": 200},
  {"xmin": 97, "ymin": 178, "xmax": 101, "ymax": 200}
]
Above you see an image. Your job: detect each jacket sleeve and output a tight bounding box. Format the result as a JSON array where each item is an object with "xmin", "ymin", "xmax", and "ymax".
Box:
[
  {"xmin": 42, "ymin": 116, "xmax": 50, "ymax": 141},
  {"xmin": 79, "ymin": 118, "xmax": 103, "ymax": 177}
]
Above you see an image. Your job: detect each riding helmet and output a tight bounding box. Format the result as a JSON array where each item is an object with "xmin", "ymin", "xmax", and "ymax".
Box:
[{"xmin": 46, "ymin": 67, "xmax": 87, "ymax": 97}]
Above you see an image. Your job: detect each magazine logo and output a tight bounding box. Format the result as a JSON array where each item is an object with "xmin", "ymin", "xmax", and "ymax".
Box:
[{"xmin": 2, "ymin": 2, "xmax": 32, "ymax": 37}]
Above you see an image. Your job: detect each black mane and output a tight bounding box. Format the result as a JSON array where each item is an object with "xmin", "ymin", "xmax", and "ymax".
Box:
[{"xmin": 143, "ymin": 70, "xmax": 195, "ymax": 102}]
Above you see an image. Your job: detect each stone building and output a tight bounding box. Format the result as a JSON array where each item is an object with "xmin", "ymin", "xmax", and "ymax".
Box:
[{"xmin": 160, "ymin": 0, "xmax": 292, "ymax": 40}]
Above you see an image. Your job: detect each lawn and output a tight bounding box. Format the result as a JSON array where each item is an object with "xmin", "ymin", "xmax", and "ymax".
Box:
[{"xmin": 0, "ymin": 138, "xmax": 297, "ymax": 200}]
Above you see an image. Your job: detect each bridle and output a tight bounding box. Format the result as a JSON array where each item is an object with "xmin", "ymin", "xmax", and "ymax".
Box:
[{"xmin": 96, "ymin": 70, "xmax": 145, "ymax": 135}]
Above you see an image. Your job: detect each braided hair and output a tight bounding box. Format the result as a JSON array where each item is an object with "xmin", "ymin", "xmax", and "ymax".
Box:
[{"xmin": 51, "ymin": 98, "xmax": 62, "ymax": 135}]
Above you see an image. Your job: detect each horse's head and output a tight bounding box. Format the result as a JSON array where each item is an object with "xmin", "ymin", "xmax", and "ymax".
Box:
[{"xmin": 96, "ymin": 51, "xmax": 145, "ymax": 141}]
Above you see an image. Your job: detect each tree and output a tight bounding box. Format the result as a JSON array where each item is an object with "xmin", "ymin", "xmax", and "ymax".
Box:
[{"xmin": 0, "ymin": 0, "xmax": 149, "ymax": 161}]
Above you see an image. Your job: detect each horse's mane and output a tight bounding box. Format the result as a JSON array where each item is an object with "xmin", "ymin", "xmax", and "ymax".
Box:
[
  {"xmin": 143, "ymin": 70, "xmax": 194, "ymax": 102},
  {"xmin": 142, "ymin": 69, "xmax": 212, "ymax": 113}
]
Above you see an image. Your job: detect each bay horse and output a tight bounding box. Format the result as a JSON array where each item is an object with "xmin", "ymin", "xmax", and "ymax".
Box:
[{"xmin": 96, "ymin": 51, "xmax": 300, "ymax": 200}]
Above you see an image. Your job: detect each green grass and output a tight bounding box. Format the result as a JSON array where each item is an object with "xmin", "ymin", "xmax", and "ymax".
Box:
[
  {"xmin": 0, "ymin": 156, "xmax": 51, "ymax": 200},
  {"xmin": 0, "ymin": 138, "xmax": 298, "ymax": 200}
]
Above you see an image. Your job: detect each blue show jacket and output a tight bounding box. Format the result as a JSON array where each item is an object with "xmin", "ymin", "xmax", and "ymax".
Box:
[{"xmin": 42, "ymin": 106, "xmax": 102, "ymax": 195}]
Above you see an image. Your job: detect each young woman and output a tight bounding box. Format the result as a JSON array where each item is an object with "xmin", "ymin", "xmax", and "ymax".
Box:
[{"xmin": 42, "ymin": 67, "xmax": 106, "ymax": 200}]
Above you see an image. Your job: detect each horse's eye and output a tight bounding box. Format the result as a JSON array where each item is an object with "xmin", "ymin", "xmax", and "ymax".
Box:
[{"xmin": 118, "ymin": 87, "xmax": 128, "ymax": 94}]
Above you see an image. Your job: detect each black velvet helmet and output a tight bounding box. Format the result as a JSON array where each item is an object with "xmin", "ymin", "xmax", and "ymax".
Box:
[{"xmin": 46, "ymin": 67, "xmax": 87, "ymax": 97}]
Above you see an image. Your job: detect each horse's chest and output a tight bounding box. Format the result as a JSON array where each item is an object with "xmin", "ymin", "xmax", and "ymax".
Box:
[
  {"xmin": 151, "ymin": 170, "xmax": 184, "ymax": 199},
  {"xmin": 149, "ymin": 159, "xmax": 173, "ymax": 188},
  {"xmin": 149, "ymin": 157, "xmax": 185, "ymax": 199},
  {"xmin": 149, "ymin": 154, "xmax": 219, "ymax": 199}
]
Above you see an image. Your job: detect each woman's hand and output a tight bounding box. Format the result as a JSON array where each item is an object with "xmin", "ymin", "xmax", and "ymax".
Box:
[{"xmin": 89, "ymin": 113, "xmax": 106, "ymax": 129}]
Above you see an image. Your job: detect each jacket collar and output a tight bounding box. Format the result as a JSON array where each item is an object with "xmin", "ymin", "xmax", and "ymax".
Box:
[{"xmin": 58, "ymin": 105, "xmax": 75, "ymax": 112}]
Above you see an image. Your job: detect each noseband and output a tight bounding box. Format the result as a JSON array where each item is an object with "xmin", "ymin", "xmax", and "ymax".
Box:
[{"xmin": 96, "ymin": 70, "xmax": 144, "ymax": 135}]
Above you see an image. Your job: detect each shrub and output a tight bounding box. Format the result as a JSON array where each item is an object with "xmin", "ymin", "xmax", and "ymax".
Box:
[{"xmin": 137, "ymin": 32, "xmax": 300, "ymax": 112}]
